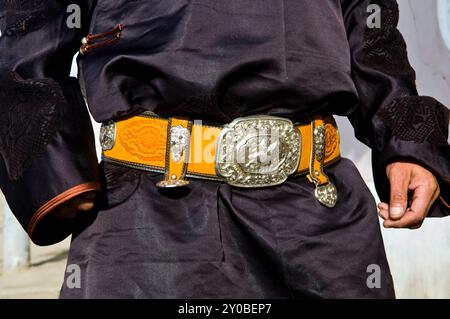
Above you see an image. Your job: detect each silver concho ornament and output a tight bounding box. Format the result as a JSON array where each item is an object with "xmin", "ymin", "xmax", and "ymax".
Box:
[
  {"xmin": 156, "ymin": 125, "xmax": 191, "ymax": 188},
  {"xmin": 100, "ymin": 121, "xmax": 116, "ymax": 151},
  {"xmin": 170, "ymin": 125, "xmax": 190, "ymax": 163},
  {"xmin": 313, "ymin": 125, "xmax": 325, "ymax": 161}
]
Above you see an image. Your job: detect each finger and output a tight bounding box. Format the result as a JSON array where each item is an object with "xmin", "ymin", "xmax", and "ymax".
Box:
[
  {"xmin": 388, "ymin": 169, "xmax": 410, "ymax": 220},
  {"xmin": 377, "ymin": 203, "xmax": 389, "ymax": 212},
  {"xmin": 68, "ymin": 196, "xmax": 95, "ymax": 211},
  {"xmin": 71, "ymin": 199, "xmax": 95, "ymax": 211},
  {"xmin": 409, "ymin": 182, "xmax": 436, "ymax": 220},
  {"xmin": 77, "ymin": 201, "xmax": 95, "ymax": 211},
  {"xmin": 378, "ymin": 203, "xmax": 390, "ymax": 219},
  {"xmin": 383, "ymin": 208, "xmax": 424, "ymax": 228},
  {"xmin": 378, "ymin": 209, "xmax": 389, "ymax": 220},
  {"xmin": 78, "ymin": 192, "xmax": 98, "ymax": 211}
]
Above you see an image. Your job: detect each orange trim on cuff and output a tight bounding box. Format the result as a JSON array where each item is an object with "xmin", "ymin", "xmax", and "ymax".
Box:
[{"xmin": 27, "ymin": 182, "xmax": 101, "ymax": 239}]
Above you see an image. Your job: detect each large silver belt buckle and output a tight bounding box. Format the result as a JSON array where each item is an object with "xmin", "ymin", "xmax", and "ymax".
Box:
[{"xmin": 216, "ymin": 116, "xmax": 301, "ymax": 188}]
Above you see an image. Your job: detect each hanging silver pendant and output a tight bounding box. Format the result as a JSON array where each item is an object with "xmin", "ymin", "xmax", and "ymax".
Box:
[
  {"xmin": 314, "ymin": 182, "xmax": 338, "ymax": 208},
  {"xmin": 310, "ymin": 122, "xmax": 338, "ymax": 208}
]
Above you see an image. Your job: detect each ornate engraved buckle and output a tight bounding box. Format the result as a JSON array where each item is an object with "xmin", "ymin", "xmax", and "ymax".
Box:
[{"xmin": 216, "ymin": 116, "xmax": 301, "ymax": 188}]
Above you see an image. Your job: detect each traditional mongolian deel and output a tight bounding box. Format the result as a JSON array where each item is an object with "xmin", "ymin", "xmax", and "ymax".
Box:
[{"xmin": 0, "ymin": 0, "xmax": 449, "ymax": 298}]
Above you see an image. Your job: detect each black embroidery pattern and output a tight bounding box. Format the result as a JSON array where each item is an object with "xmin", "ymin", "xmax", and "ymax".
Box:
[
  {"xmin": 363, "ymin": 0, "xmax": 416, "ymax": 81},
  {"xmin": 1, "ymin": 0, "xmax": 59, "ymax": 37},
  {"xmin": 3, "ymin": 11, "xmax": 47, "ymax": 36},
  {"xmin": 0, "ymin": 72, "xmax": 63, "ymax": 180},
  {"xmin": 378, "ymin": 96, "xmax": 449, "ymax": 145},
  {"xmin": 3, "ymin": 0, "xmax": 47, "ymax": 10}
]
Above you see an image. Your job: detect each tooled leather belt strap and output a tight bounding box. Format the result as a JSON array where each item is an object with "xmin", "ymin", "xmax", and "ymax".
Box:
[{"xmin": 100, "ymin": 112, "xmax": 341, "ymax": 207}]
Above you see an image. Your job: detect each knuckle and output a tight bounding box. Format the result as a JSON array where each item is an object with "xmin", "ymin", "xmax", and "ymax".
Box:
[
  {"xmin": 389, "ymin": 162, "xmax": 403, "ymax": 169},
  {"xmin": 391, "ymin": 190, "xmax": 406, "ymax": 203},
  {"xmin": 388, "ymin": 166, "xmax": 403, "ymax": 177},
  {"xmin": 424, "ymin": 179, "xmax": 439, "ymax": 194},
  {"xmin": 422, "ymin": 178, "xmax": 433, "ymax": 189},
  {"xmin": 389, "ymin": 173, "xmax": 408, "ymax": 188}
]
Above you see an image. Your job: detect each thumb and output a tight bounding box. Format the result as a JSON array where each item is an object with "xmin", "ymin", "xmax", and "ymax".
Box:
[{"xmin": 388, "ymin": 167, "xmax": 410, "ymax": 220}]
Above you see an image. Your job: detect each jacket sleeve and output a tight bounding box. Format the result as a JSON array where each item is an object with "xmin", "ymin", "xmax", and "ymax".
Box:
[
  {"xmin": 0, "ymin": 0, "xmax": 100, "ymax": 245},
  {"xmin": 342, "ymin": 0, "xmax": 450, "ymax": 217}
]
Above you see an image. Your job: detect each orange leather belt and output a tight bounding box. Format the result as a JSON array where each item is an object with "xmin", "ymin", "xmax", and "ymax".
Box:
[{"xmin": 101, "ymin": 112, "xmax": 341, "ymax": 207}]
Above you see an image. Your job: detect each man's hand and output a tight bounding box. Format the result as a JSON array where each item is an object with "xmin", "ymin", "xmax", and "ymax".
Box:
[
  {"xmin": 378, "ymin": 161, "xmax": 440, "ymax": 229},
  {"xmin": 50, "ymin": 191, "xmax": 97, "ymax": 219}
]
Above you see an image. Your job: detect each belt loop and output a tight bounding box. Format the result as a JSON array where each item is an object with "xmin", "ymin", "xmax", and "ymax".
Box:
[
  {"xmin": 156, "ymin": 117, "xmax": 192, "ymax": 188},
  {"xmin": 80, "ymin": 23, "xmax": 124, "ymax": 55},
  {"xmin": 307, "ymin": 115, "xmax": 338, "ymax": 207}
]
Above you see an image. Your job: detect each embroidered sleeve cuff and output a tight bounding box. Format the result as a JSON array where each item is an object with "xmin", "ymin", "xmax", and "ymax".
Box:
[
  {"xmin": 0, "ymin": 73, "xmax": 101, "ymax": 245},
  {"xmin": 27, "ymin": 182, "xmax": 101, "ymax": 245},
  {"xmin": 371, "ymin": 96, "xmax": 450, "ymax": 217}
]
